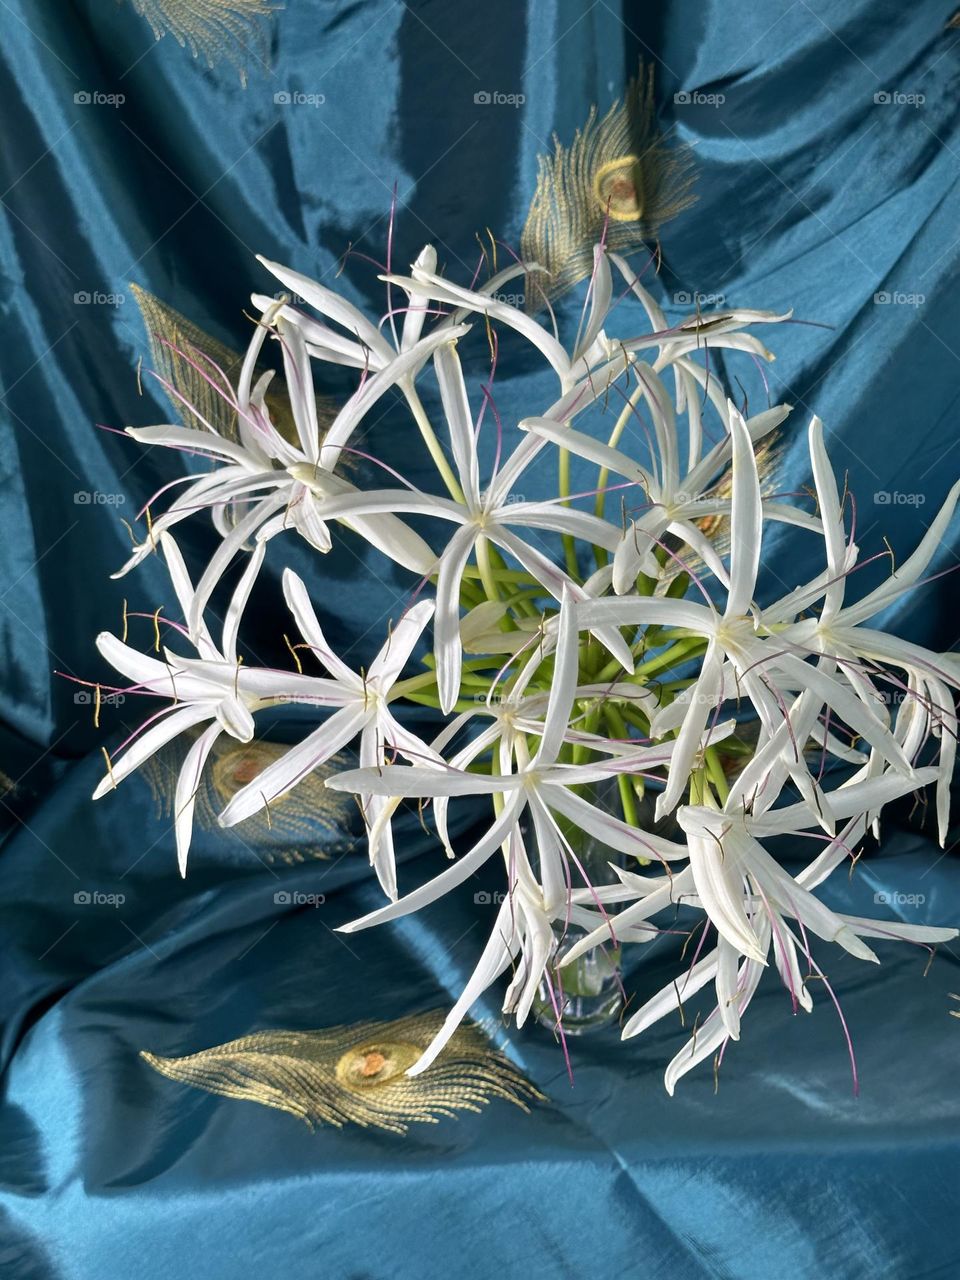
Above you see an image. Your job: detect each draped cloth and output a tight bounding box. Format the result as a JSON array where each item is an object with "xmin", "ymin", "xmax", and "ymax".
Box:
[{"xmin": 0, "ymin": 2, "xmax": 958, "ymax": 1276}]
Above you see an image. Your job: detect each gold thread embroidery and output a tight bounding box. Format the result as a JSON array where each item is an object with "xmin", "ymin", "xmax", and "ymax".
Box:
[
  {"xmin": 520, "ymin": 65, "xmax": 697, "ymax": 307},
  {"xmin": 128, "ymin": 0, "xmax": 276, "ymax": 86},
  {"xmin": 130, "ymin": 283, "xmax": 244, "ymax": 439},
  {"xmin": 692, "ymin": 431, "xmax": 784, "ymax": 548},
  {"xmin": 141, "ymin": 1011, "xmax": 546, "ymax": 1133},
  {"xmin": 131, "ymin": 285, "xmax": 339, "ymax": 454},
  {"xmin": 141, "ymin": 733, "xmax": 356, "ymax": 865}
]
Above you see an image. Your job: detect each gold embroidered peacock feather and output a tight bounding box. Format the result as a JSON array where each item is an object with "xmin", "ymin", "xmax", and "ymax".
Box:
[
  {"xmin": 139, "ymin": 733, "xmax": 357, "ymax": 865},
  {"xmin": 520, "ymin": 64, "xmax": 697, "ymax": 307},
  {"xmin": 131, "ymin": 284, "xmax": 339, "ymax": 451},
  {"xmin": 128, "ymin": 0, "xmax": 276, "ymax": 85},
  {"xmin": 142, "ymin": 1011, "xmax": 545, "ymax": 1133}
]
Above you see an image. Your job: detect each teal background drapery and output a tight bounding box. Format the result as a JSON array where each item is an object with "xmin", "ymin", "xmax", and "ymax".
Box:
[{"xmin": 1, "ymin": 3, "xmax": 959, "ymax": 1276}]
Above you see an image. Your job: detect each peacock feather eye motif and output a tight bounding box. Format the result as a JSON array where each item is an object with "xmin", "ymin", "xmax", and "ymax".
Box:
[
  {"xmin": 520, "ymin": 65, "xmax": 697, "ymax": 307},
  {"xmin": 694, "ymin": 430, "xmax": 784, "ymax": 544},
  {"xmin": 140, "ymin": 734, "xmax": 357, "ymax": 865},
  {"xmin": 128, "ymin": 0, "xmax": 276, "ymax": 85},
  {"xmin": 141, "ymin": 1011, "xmax": 546, "ymax": 1133},
  {"xmin": 131, "ymin": 284, "xmax": 339, "ymax": 453},
  {"xmin": 660, "ymin": 429, "xmax": 785, "ymax": 587}
]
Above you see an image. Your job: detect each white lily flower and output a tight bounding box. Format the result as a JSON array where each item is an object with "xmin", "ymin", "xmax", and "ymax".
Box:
[
  {"xmin": 519, "ymin": 378, "xmax": 815, "ymax": 592},
  {"xmin": 217, "ymin": 568, "xmax": 438, "ymax": 900},
  {"xmin": 93, "ymin": 535, "xmax": 345, "ymax": 875},
  {"xmin": 91, "ymin": 232, "xmax": 959, "ymax": 1094},
  {"xmin": 293, "ymin": 339, "xmax": 634, "ymax": 711},
  {"xmin": 627, "ymin": 796, "xmax": 956, "ymax": 1094},
  {"xmin": 115, "ymin": 299, "xmax": 445, "ymax": 644},
  {"xmin": 382, "ymin": 246, "xmax": 791, "ymax": 393},
  {"xmin": 578, "ymin": 406, "xmax": 925, "ymax": 821}
]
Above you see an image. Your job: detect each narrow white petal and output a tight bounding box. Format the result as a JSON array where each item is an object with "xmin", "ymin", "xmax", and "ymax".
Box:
[
  {"xmin": 222, "ymin": 540, "xmax": 267, "ymax": 666},
  {"xmin": 92, "ymin": 703, "xmax": 212, "ymax": 798},
  {"xmin": 536, "ymin": 589, "xmax": 578, "ymax": 763},
  {"xmin": 434, "ymin": 523, "xmax": 479, "ymax": 714},
  {"xmin": 724, "ymin": 401, "xmax": 762, "ymax": 618},
  {"xmin": 338, "ymin": 792, "xmax": 525, "ymax": 933},
  {"xmin": 282, "ymin": 569, "xmax": 361, "ymax": 688},
  {"xmin": 407, "ymin": 897, "xmax": 520, "ymax": 1075},
  {"xmin": 318, "ymin": 326, "xmax": 471, "ymax": 469},
  {"xmin": 326, "ymin": 762, "xmax": 519, "ymax": 799},
  {"xmin": 174, "ymin": 723, "xmax": 222, "ymax": 876},
  {"xmin": 256, "ymin": 256, "xmax": 395, "ymax": 365},
  {"xmin": 159, "ymin": 535, "xmax": 217, "ymax": 656},
  {"xmin": 808, "ymin": 417, "xmax": 847, "ymax": 623},
  {"xmin": 368, "ymin": 599, "xmax": 435, "ymax": 690},
  {"xmin": 680, "ymin": 823, "xmax": 766, "ymax": 963},
  {"xmin": 434, "ymin": 340, "xmax": 480, "ymax": 506},
  {"xmin": 218, "ymin": 704, "xmax": 369, "ymax": 827}
]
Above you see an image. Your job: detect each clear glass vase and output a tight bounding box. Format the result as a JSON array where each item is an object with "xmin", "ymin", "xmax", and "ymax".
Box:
[{"xmin": 533, "ymin": 789, "xmax": 625, "ymax": 1036}]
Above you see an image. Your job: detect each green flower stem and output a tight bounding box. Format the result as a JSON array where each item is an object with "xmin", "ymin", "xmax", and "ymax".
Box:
[
  {"xmin": 460, "ymin": 565, "xmax": 539, "ymax": 586},
  {"xmin": 458, "ymin": 578, "xmax": 485, "ymax": 609},
  {"xmin": 617, "ymin": 704, "xmax": 653, "ymax": 736},
  {"xmin": 589, "ymin": 632, "xmax": 699, "ymax": 686},
  {"xmin": 704, "ymin": 746, "xmax": 730, "ymax": 804},
  {"xmin": 403, "ymin": 382, "xmax": 465, "ymax": 504},
  {"xmin": 392, "ymin": 657, "xmax": 500, "ymax": 700},
  {"xmin": 593, "ymin": 377, "xmax": 645, "ymax": 571},
  {"xmin": 632, "ymin": 636, "xmax": 707, "ymax": 679},
  {"xmin": 688, "ymin": 767, "xmax": 707, "ymax": 806},
  {"xmin": 402, "ymin": 691, "xmax": 480, "ymax": 713},
  {"xmin": 475, "ymin": 535, "xmax": 502, "ymax": 607},
  {"xmin": 571, "ymin": 701, "xmax": 603, "ymax": 767},
  {"xmin": 558, "ymin": 443, "xmax": 580, "ymax": 579}
]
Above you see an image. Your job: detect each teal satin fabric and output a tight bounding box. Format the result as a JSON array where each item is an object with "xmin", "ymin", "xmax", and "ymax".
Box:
[{"xmin": 1, "ymin": 2, "xmax": 959, "ymax": 1277}]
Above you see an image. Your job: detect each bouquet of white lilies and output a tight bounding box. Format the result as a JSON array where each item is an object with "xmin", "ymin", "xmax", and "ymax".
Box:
[{"xmin": 91, "ymin": 240, "xmax": 960, "ymax": 1093}]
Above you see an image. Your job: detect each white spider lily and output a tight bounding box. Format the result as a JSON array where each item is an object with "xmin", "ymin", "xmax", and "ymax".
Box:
[
  {"xmin": 403, "ymin": 828, "xmax": 564, "ymax": 1078},
  {"xmin": 620, "ymin": 793, "xmax": 957, "ymax": 1093},
  {"xmin": 217, "ymin": 569, "xmax": 438, "ymax": 899},
  {"xmin": 578, "ymin": 406, "xmax": 924, "ymax": 821},
  {"xmin": 380, "ymin": 249, "xmax": 617, "ymax": 389},
  {"xmin": 382, "ymin": 247, "xmax": 791, "ymax": 393},
  {"xmin": 326, "ymin": 595, "xmax": 726, "ymax": 1071},
  {"xmin": 93, "ymin": 233, "xmax": 960, "ymax": 1093},
  {"xmin": 253, "ymin": 247, "xmax": 442, "ymax": 371},
  {"xmin": 115, "ymin": 301, "xmax": 444, "ymax": 639},
  {"xmin": 768, "ymin": 425, "xmax": 960, "ymax": 843},
  {"xmin": 327, "ymin": 595, "xmax": 697, "ymax": 933},
  {"xmin": 293, "ymin": 339, "xmax": 634, "ymax": 711},
  {"xmin": 93, "ymin": 536, "xmax": 344, "ymax": 875},
  {"xmin": 520, "ymin": 384, "xmax": 815, "ymax": 592}
]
